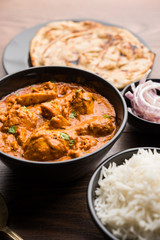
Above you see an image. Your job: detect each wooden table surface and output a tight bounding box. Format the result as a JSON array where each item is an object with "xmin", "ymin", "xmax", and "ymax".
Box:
[{"xmin": 0, "ymin": 0, "xmax": 160, "ymax": 239}]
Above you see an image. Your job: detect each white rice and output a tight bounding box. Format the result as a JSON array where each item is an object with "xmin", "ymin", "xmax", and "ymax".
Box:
[{"xmin": 94, "ymin": 148, "xmax": 160, "ymax": 240}]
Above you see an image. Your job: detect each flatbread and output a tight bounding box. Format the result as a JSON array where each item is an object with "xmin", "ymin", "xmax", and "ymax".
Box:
[
  {"xmin": 30, "ymin": 21, "xmax": 101, "ymax": 66},
  {"xmin": 30, "ymin": 20, "xmax": 155, "ymax": 89}
]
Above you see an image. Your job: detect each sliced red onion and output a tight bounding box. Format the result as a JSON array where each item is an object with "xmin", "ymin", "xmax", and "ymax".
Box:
[{"xmin": 125, "ymin": 73, "xmax": 160, "ymax": 123}]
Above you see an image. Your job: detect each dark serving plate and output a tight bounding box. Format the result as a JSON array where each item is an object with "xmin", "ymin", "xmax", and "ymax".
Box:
[
  {"xmin": 0, "ymin": 66, "xmax": 127, "ymax": 182},
  {"xmin": 2, "ymin": 19, "xmax": 152, "ymax": 75},
  {"xmin": 122, "ymin": 78, "xmax": 160, "ymax": 135},
  {"xmin": 87, "ymin": 147, "xmax": 160, "ymax": 240}
]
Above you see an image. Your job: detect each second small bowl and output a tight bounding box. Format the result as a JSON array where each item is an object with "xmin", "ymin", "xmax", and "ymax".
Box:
[{"xmin": 122, "ymin": 78, "xmax": 160, "ymax": 135}]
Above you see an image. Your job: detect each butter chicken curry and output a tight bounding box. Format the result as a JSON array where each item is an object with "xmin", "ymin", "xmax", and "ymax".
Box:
[{"xmin": 0, "ymin": 81, "xmax": 116, "ymax": 162}]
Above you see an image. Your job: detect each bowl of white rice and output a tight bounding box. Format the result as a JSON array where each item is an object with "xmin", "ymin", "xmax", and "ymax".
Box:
[{"xmin": 87, "ymin": 147, "xmax": 160, "ymax": 240}]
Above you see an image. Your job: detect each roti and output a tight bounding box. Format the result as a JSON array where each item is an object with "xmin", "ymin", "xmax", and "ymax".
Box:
[{"xmin": 30, "ymin": 20, "xmax": 155, "ymax": 89}]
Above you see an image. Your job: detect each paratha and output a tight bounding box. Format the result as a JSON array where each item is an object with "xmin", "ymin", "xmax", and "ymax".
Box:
[{"xmin": 30, "ymin": 20, "xmax": 155, "ymax": 89}]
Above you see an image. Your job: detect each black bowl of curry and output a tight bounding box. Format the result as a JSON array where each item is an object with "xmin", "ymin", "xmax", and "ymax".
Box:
[{"xmin": 0, "ymin": 66, "xmax": 127, "ymax": 181}]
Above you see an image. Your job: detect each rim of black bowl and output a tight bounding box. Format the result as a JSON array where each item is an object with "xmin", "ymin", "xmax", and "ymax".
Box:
[
  {"xmin": 87, "ymin": 146, "xmax": 160, "ymax": 240},
  {"xmin": 122, "ymin": 78, "xmax": 160, "ymax": 126},
  {"xmin": 0, "ymin": 66, "xmax": 128, "ymax": 166}
]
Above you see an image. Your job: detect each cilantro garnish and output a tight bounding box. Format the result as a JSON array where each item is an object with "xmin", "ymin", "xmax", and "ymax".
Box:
[
  {"xmin": 69, "ymin": 139, "xmax": 74, "ymax": 146},
  {"xmin": 23, "ymin": 106, "xmax": 29, "ymax": 111},
  {"xmin": 69, "ymin": 111, "xmax": 77, "ymax": 119},
  {"xmin": 60, "ymin": 133, "xmax": 74, "ymax": 146},
  {"xmin": 8, "ymin": 126, "xmax": 17, "ymax": 134},
  {"xmin": 60, "ymin": 132, "xmax": 70, "ymax": 141},
  {"xmin": 75, "ymin": 89, "xmax": 82, "ymax": 93},
  {"xmin": 104, "ymin": 114, "xmax": 111, "ymax": 119}
]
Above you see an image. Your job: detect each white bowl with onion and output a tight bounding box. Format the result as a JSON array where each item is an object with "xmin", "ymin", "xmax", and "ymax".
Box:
[{"xmin": 122, "ymin": 77, "xmax": 160, "ymax": 134}]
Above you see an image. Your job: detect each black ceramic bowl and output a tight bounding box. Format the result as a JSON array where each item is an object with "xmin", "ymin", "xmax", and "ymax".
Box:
[
  {"xmin": 0, "ymin": 66, "xmax": 127, "ymax": 182},
  {"xmin": 87, "ymin": 147, "xmax": 160, "ymax": 240},
  {"xmin": 122, "ymin": 78, "xmax": 160, "ymax": 135}
]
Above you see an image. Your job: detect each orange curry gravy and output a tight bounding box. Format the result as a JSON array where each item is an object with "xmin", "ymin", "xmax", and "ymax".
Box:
[{"xmin": 0, "ymin": 81, "xmax": 116, "ymax": 162}]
